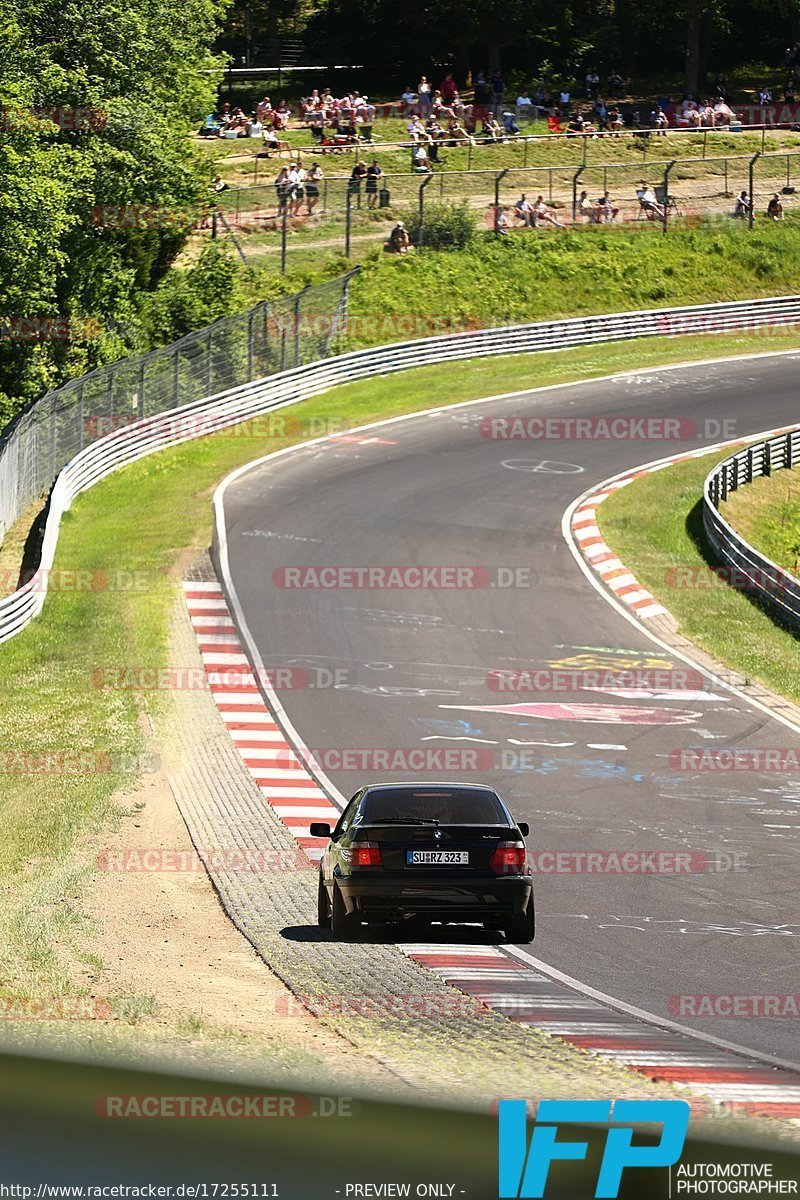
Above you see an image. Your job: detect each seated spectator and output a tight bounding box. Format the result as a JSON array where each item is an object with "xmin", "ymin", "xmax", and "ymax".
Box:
[
  {"xmin": 272, "ymin": 99, "xmax": 290, "ymax": 130},
  {"xmin": 767, "ymin": 193, "xmax": 784, "ymax": 220},
  {"xmin": 637, "ymin": 181, "xmax": 664, "ymax": 219},
  {"xmin": 401, "ymin": 85, "xmax": 418, "ymax": 113},
  {"xmin": 256, "ymin": 96, "xmax": 273, "ymax": 123},
  {"xmin": 246, "ymin": 116, "xmax": 263, "ymax": 138},
  {"xmin": 492, "ymin": 204, "xmax": 508, "ymax": 235},
  {"xmin": 594, "ymin": 96, "xmax": 608, "ymax": 128},
  {"xmin": 733, "ymin": 189, "xmax": 752, "ymax": 218},
  {"xmin": 607, "ymin": 105, "xmax": 623, "ymax": 133},
  {"xmin": 482, "ymin": 115, "xmax": 504, "ymax": 141},
  {"xmin": 502, "ymin": 110, "xmax": 520, "ymax": 135},
  {"xmin": 447, "ymin": 118, "xmax": 473, "ymax": 145},
  {"xmin": 608, "ymin": 71, "xmax": 626, "ymax": 98},
  {"xmin": 516, "ymin": 91, "xmax": 534, "ymax": 118},
  {"xmin": 651, "ymin": 105, "xmax": 668, "ymax": 132},
  {"xmin": 407, "ymin": 115, "xmax": 427, "ymax": 142},
  {"xmin": 700, "ymin": 103, "xmax": 716, "ymax": 127},
  {"xmin": 759, "ymin": 86, "xmax": 772, "ymax": 106},
  {"xmin": 514, "ymin": 192, "xmax": 535, "ymax": 226},
  {"xmin": 714, "ymin": 100, "xmax": 733, "ymax": 126},
  {"xmin": 595, "ymin": 190, "xmax": 620, "ymax": 223},
  {"xmin": 577, "ymin": 188, "xmax": 594, "ymax": 222},
  {"xmin": 432, "ymin": 90, "xmax": 455, "ymax": 121},
  {"xmin": 533, "ymin": 195, "xmax": 567, "ymax": 228},
  {"xmin": 412, "ymin": 142, "xmax": 430, "ymax": 172},
  {"xmin": 387, "ymin": 220, "xmax": 411, "ymax": 253}
]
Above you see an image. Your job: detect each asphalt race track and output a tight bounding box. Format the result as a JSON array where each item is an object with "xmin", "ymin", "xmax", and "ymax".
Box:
[{"xmin": 218, "ymin": 351, "xmax": 800, "ymax": 1063}]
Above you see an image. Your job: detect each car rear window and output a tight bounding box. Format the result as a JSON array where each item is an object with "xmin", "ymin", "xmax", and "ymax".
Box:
[{"xmin": 360, "ymin": 787, "xmax": 510, "ymax": 825}]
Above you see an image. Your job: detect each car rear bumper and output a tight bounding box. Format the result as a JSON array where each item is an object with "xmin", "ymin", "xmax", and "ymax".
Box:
[{"xmin": 337, "ymin": 873, "xmax": 533, "ymax": 920}]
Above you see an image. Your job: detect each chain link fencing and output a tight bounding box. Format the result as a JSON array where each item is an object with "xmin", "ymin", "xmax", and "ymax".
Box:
[{"xmin": 0, "ymin": 272, "xmax": 356, "ymax": 546}]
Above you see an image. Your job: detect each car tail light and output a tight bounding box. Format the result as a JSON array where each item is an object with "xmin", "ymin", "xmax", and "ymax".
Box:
[
  {"xmin": 346, "ymin": 841, "xmax": 382, "ymax": 868},
  {"xmin": 490, "ymin": 841, "xmax": 527, "ymax": 875}
]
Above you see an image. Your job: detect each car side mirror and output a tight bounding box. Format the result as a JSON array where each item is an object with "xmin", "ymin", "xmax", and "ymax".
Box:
[
  {"xmin": 517, "ymin": 821, "xmax": 529, "ymax": 837},
  {"xmin": 309, "ymin": 822, "xmax": 331, "ymax": 838}
]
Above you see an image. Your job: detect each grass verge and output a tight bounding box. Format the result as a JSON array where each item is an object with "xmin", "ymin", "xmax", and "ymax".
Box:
[
  {"xmin": 720, "ymin": 465, "xmax": 800, "ymax": 575},
  {"xmin": 598, "ymin": 452, "xmax": 800, "ymax": 705},
  {"xmin": 1, "ymin": 329, "xmax": 800, "ymax": 1056}
]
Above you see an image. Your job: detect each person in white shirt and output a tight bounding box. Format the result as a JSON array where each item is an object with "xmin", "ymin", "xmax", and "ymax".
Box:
[
  {"xmin": 559, "ymin": 88, "xmax": 571, "ymax": 112},
  {"xmin": 638, "ymin": 182, "xmax": 664, "ymax": 219},
  {"xmin": 733, "ymin": 189, "xmax": 752, "ymax": 218},
  {"xmin": 401, "ymin": 86, "xmax": 417, "ymax": 113},
  {"xmin": 514, "ymin": 192, "xmax": 534, "ymax": 226},
  {"xmin": 516, "ymin": 92, "xmax": 534, "ymax": 119},
  {"xmin": 418, "ymin": 77, "xmax": 432, "ymax": 115},
  {"xmin": 534, "ymin": 194, "xmax": 567, "ymax": 228},
  {"xmin": 758, "ymin": 87, "xmax": 772, "ymax": 106}
]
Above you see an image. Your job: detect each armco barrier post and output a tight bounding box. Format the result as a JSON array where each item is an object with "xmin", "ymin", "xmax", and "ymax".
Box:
[{"xmin": 494, "ymin": 168, "xmax": 509, "ymax": 208}]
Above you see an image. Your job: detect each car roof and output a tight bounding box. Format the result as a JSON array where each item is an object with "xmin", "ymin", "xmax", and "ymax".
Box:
[{"xmin": 361, "ymin": 781, "xmax": 501, "ymax": 793}]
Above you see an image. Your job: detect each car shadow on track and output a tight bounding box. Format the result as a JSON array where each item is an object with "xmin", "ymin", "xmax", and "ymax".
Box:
[{"xmin": 280, "ymin": 923, "xmax": 506, "ymax": 945}]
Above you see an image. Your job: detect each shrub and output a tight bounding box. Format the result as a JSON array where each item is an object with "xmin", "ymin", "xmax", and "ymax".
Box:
[{"xmin": 406, "ymin": 201, "xmax": 476, "ymax": 251}]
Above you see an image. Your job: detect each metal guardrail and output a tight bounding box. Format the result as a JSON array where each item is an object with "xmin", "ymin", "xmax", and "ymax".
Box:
[
  {"xmin": 703, "ymin": 426, "xmax": 800, "ymax": 630},
  {"xmin": 4, "ymin": 291, "xmax": 800, "ymax": 645}
]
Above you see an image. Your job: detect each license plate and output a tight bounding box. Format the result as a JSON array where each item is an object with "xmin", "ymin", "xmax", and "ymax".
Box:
[{"xmin": 405, "ymin": 850, "xmax": 469, "ymax": 865}]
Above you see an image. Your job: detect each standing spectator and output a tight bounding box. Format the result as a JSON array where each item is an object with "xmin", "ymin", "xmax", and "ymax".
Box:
[
  {"xmin": 418, "ymin": 76, "xmax": 432, "ymax": 116},
  {"xmin": 349, "ymin": 159, "xmax": 368, "ymax": 192},
  {"xmin": 491, "ymin": 70, "xmax": 505, "ymax": 115},
  {"xmin": 758, "ymin": 86, "xmax": 772, "ymax": 106},
  {"xmin": 290, "ymin": 162, "xmax": 307, "ymax": 217},
  {"xmin": 559, "ymin": 86, "xmax": 571, "ymax": 114},
  {"xmin": 585, "ymin": 69, "xmax": 600, "ymax": 99},
  {"xmin": 441, "ymin": 73, "xmax": 458, "ymax": 103},
  {"xmin": 474, "ymin": 71, "xmax": 491, "ymax": 106},
  {"xmin": 274, "ymin": 165, "xmax": 290, "ymax": 213},
  {"xmin": 365, "ymin": 159, "xmax": 382, "ymax": 207},
  {"xmin": 305, "ymin": 162, "xmax": 323, "ymax": 215}
]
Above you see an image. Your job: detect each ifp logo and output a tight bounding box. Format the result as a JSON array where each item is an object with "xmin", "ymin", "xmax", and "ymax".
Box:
[{"xmin": 498, "ymin": 1099, "xmax": 690, "ymax": 1198}]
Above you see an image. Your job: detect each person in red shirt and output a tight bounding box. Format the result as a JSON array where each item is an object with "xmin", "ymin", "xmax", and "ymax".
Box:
[{"xmin": 440, "ymin": 73, "xmax": 458, "ymax": 103}]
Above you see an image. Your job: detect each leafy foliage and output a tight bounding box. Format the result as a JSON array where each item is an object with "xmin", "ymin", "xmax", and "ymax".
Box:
[{"xmin": 407, "ymin": 201, "xmax": 476, "ymax": 250}]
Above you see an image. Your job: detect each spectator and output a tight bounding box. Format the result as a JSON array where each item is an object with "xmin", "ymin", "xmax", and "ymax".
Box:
[
  {"xmin": 418, "ymin": 76, "xmax": 432, "ymax": 116},
  {"xmin": 289, "ymin": 162, "xmax": 306, "ymax": 217},
  {"xmin": 305, "ymin": 162, "xmax": 323, "ymax": 214},
  {"xmin": 407, "ymin": 114, "xmax": 427, "ymax": 141},
  {"xmin": 651, "ymin": 105, "xmax": 668, "ymax": 132},
  {"xmin": 758, "ymin": 86, "xmax": 772, "ymax": 106},
  {"xmin": 482, "ymin": 115, "xmax": 503, "ymax": 142},
  {"xmin": 637, "ymin": 181, "xmax": 664, "ymax": 219},
  {"xmin": 274, "ymin": 165, "xmax": 290, "ymax": 213},
  {"xmin": 349, "ymin": 159, "xmax": 368, "ymax": 190},
  {"xmin": 387, "ymin": 220, "xmax": 410, "ymax": 253},
  {"xmin": 474, "ymin": 71, "xmax": 491, "ymax": 106},
  {"xmin": 608, "ymin": 71, "xmax": 626, "ymax": 98},
  {"xmin": 502, "ymin": 110, "xmax": 520, "ymax": 135},
  {"xmin": 714, "ymin": 99, "xmax": 733, "ymax": 126},
  {"xmin": 441, "ymin": 73, "xmax": 458, "ymax": 103},
  {"xmin": 595, "ymin": 190, "xmax": 620, "ymax": 223},
  {"xmin": 585, "ymin": 69, "xmax": 600, "ymax": 99},
  {"xmin": 401, "ymin": 85, "xmax": 418, "ymax": 113},
  {"xmin": 514, "ymin": 192, "xmax": 534, "ymax": 226},
  {"xmin": 767, "ymin": 193, "xmax": 784, "ymax": 220},
  {"xmin": 412, "ymin": 142, "xmax": 430, "ymax": 172},
  {"xmin": 492, "ymin": 204, "xmax": 508, "ymax": 235},
  {"xmin": 365, "ymin": 159, "xmax": 382, "ymax": 207},
  {"xmin": 577, "ymin": 188, "xmax": 593, "ymax": 222},
  {"xmin": 733, "ymin": 189, "xmax": 752, "ymax": 218},
  {"xmin": 516, "ymin": 91, "xmax": 534, "ymax": 119},
  {"xmin": 786, "ymin": 78, "xmax": 797, "ymax": 102},
  {"xmin": 533, "ymin": 195, "xmax": 567, "ymax": 228},
  {"xmin": 607, "ymin": 105, "xmax": 623, "ymax": 133},
  {"xmin": 559, "ymin": 86, "xmax": 571, "ymax": 113}
]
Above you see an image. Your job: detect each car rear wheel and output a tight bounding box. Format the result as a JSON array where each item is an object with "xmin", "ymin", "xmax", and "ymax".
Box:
[
  {"xmin": 317, "ymin": 870, "xmax": 330, "ymax": 928},
  {"xmin": 330, "ymin": 883, "xmax": 361, "ymax": 940},
  {"xmin": 504, "ymin": 900, "xmax": 535, "ymax": 944}
]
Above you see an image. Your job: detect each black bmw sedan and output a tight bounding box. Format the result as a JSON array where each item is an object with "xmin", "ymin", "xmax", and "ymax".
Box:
[{"xmin": 311, "ymin": 782, "xmax": 534, "ymax": 942}]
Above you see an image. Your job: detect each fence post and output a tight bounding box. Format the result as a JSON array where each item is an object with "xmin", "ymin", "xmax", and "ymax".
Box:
[
  {"xmin": 293, "ymin": 291, "xmax": 303, "ymax": 367},
  {"xmin": 247, "ymin": 307, "xmax": 256, "ymax": 381},
  {"xmin": 788, "ymin": 154, "xmax": 792, "ymax": 191},
  {"xmin": 107, "ymin": 372, "xmax": 115, "ymax": 433},
  {"xmin": 467, "ymin": 141, "xmax": 473, "ymax": 170},
  {"xmin": 572, "ymin": 168, "xmax": 583, "ymax": 225},
  {"xmin": 76, "ymin": 384, "xmax": 84, "ymax": 452},
  {"xmin": 345, "ymin": 184, "xmax": 353, "ymax": 257},
  {"xmin": 762, "ymin": 124, "xmax": 766, "ymax": 152},
  {"xmin": 749, "ymin": 152, "xmax": 761, "ymax": 230},
  {"xmin": 494, "ymin": 168, "xmax": 509, "ymax": 209},
  {"xmin": 702, "ymin": 130, "xmax": 707, "ymax": 159},
  {"xmin": 322, "ymin": 177, "xmax": 329, "ymax": 214},
  {"xmin": 138, "ymin": 361, "xmax": 146, "ymax": 420},
  {"xmin": 724, "ymin": 158, "xmax": 728, "ymax": 195},
  {"xmin": 747, "ymin": 445, "xmax": 754, "ymax": 483},
  {"xmin": 786, "ymin": 430, "xmax": 792, "ymax": 468},
  {"xmin": 548, "ymin": 168, "xmax": 553, "ymax": 203},
  {"xmin": 417, "ymin": 173, "xmax": 434, "ymax": 249},
  {"xmin": 523, "ymin": 138, "xmax": 529, "ymax": 168},
  {"xmin": 172, "ymin": 345, "xmax": 180, "ymax": 405},
  {"xmin": 281, "ymin": 197, "xmax": 289, "ymax": 272},
  {"xmin": 663, "ymin": 160, "xmax": 675, "ymax": 235},
  {"xmin": 205, "ymin": 336, "xmax": 212, "ymax": 399},
  {"xmin": 764, "ymin": 439, "xmax": 771, "ymax": 476}
]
